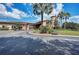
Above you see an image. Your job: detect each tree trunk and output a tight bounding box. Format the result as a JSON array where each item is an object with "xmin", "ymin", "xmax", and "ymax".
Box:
[
  {"xmin": 60, "ymin": 19, "xmax": 62, "ymax": 28},
  {"xmin": 64, "ymin": 19, "xmax": 67, "ymax": 29},
  {"xmin": 41, "ymin": 11, "xmax": 43, "ymax": 26}
]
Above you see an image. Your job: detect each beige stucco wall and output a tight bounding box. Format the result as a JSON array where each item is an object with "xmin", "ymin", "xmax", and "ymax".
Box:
[
  {"xmin": 21, "ymin": 24, "xmax": 27, "ymax": 30},
  {"xmin": 26, "ymin": 25, "xmax": 29, "ymax": 30},
  {"xmin": 0, "ymin": 24, "xmax": 13, "ymax": 30},
  {"xmin": 21, "ymin": 24, "xmax": 30, "ymax": 30},
  {"xmin": 7, "ymin": 25, "xmax": 12, "ymax": 30},
  {"xmin": 43, "ymin": 21, "xmax": 47, "ymax": 26},
  {"xmin": 0, "ymin": 23, "xmax": 30, "ymax": 30},
  {"xmin": 22, "ymin": 26, "xmax": 26, "ymax": 30},
  {"xmin": 0, "ymin": 25, "xmax": 2, "ymax": 28}
]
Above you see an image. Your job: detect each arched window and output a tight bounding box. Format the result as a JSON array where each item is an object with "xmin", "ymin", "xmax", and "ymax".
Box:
[{"xmin": 2, "ymin": 25, "xmax": 5, "ymax": 28}]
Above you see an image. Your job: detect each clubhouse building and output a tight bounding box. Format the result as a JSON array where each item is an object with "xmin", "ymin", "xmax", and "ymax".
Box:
[{"xmin": 0, "ymin": 16, "xmax": 56, "ymax": 30}]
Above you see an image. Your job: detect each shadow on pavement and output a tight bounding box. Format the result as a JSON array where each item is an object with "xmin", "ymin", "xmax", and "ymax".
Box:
[{"xmin": 0, "ymin": 37, "xmax": 79, "ymax": 55}]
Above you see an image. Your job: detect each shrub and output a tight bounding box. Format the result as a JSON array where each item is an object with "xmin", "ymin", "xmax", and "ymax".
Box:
[
  {"xmin": 48, "ymin": 28, "xmax": 54, "ymax": 34},
  {"xmin": 33, "ymin": 29, "xmax": 40, "ymax": 33},
  {"xmin": 39, "ymin": 25, "xmax": 57, "ymax": 34},
  {"xmin": 39, "ymin": 26, "xmax": 48, "ymax": 33},
  {"xmin": 62, "ymin": 22, "xmax": 79, "ymax": 31}
]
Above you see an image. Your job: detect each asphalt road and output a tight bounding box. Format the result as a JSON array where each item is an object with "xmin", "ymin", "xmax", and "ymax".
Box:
[{"xmin": 0, "ymin": 31, "xmax": 79, "ymax": 55}]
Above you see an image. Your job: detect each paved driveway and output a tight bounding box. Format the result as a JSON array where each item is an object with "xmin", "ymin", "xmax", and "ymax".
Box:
[{"xmin": 0, "ymin": 31, "xmax": 79, "ymax": 55}]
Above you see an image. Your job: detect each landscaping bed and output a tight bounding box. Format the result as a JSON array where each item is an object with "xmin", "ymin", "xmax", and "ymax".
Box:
[{"xmin": 32, "ymin": 29, "xmax": 79, "ymax": 36}]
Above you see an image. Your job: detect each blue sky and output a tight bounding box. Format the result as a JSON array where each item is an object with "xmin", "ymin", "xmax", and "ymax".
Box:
[
  {"xmin": 0, "ymin": 3, "xmax": 79, "ymax": 23},
  {"xmin": 63, "ymin": 3, "xmax": 79, "ymax": 16}
]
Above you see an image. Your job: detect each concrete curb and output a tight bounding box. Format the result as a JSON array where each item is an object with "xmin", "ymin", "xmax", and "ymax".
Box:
[{"xmin": 28, "ymin": 32, "xmax": 79, "ymax": 38}]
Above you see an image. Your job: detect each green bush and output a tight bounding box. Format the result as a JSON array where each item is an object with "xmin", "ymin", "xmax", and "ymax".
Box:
[
  {"xmin": 62, "ymin": 22, "xmax": 79, "ymax": 31},
  {"xmin": 39, "ymin": 26, "xmax": 48, "ymax": 33},
  {"xmin": 39, "ymin": 25, "xmax": 57, "ymax": 34},
  {"xmin": 33, "ymin": 29, "xmax": 40, "ymax": 33},
  {"xmin": 48, "ymin": 28, "xmax": 54, "ymax": 34}
]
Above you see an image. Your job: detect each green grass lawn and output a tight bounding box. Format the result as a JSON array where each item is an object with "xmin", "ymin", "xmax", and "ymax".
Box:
[
  {"xmin": 32, "ymin": 29, "xmax": 40, "ymax": 33},
  {"xmin": 56, "ymin": 29, "xmax": 79, "ymax": 36},
  {"xmin": 32, "ymin": 29, "xmax": 79, "ymax": 36}
]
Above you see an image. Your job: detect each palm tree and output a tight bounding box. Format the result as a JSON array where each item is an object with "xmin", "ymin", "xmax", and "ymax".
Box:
[
  {"xmin": 32, "ymin": 3, "xmax": 53, "ymax": 25},
  {"xmin": 15, "ymin": 22, "xmax": 21, "ymax": 30},
  {"xmin": 63, "ymin": 12, "xmax": 70, "ymax": 29},
  {"xmin": 57, "ymin": 11, "xmax": 70, "ymax": 29},
  {"xmin": 57, "ymin": 11, "xmax": 64, "ymax": 27}
]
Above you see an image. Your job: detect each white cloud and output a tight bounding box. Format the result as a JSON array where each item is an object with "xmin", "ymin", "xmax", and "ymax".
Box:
[
  {"xmin": 29, "ymin": 3, "xmax": 32, "ymax": 6},
  {"xmin": 50, "ymin": 8, "xmax": 56, "ymax": 16},
  {"xmin": 50, "ymin": 3, "xmax": 64, "ymax": 16},
  {"xmin": 5, "ymin": 8, "xmax": 28, "ymax": 19},
  {"xmin": 56, "ymin": 3, "xmax": 64, "ymax": 12},
  {"xmin": 0, "ymin": 3, "xmax": 64, "ymax": 22},
  {"xmin": 43, "ymin": 13, "xmax": 50, "ymax": 20},
  {"xmin": 36, "ymin": 16, "xmax": 41, "ymax": 21},
  {"xmin": 6, "ymin": 3, "xmax": 13, "ymax": 8},
  {"xmin": 32, "ymin": 14, "xmax": 38, "ymax": 18},
  {"xmin": 26, "ymin": 7, "xmax": 32, "ymax": 14},
  {"xmin": 56, "ymin": 3, "xmax": 64, "ymax": 15},
  {"xmin": 5, "ymin": 11, "xmax": 21, "ymax": 19},
  {"xmin": 0, "ymin": 4, "xmax": 30, "ymax": 19},
  {"xmin": 0, "ymin": 4, "xmax": 6, "ymax": 14},
  {"xmin": 70, "ymin": 16, "xmax": 79, "ymax": 19},
  {"xmin": 69, "ymin": 16, "xmax": 79, "ymax": 23},
  {"xmin": 12, "ymin": 8, "xmax": 27, "ymax": 18},
  {"xmin": 35, "ymin": 13, "xmax": 50, "ymax": 22}
]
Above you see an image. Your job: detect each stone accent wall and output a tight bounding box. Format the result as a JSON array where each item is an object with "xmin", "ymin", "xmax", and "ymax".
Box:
[{"xmin": 51, "ymin": 16, "xmax": 56, "ymax": 28}]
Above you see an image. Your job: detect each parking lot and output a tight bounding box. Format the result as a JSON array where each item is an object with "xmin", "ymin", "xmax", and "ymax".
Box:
[{"xmin": 0, "ymin": 31, "xmax": 79, "ymax": 55}]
